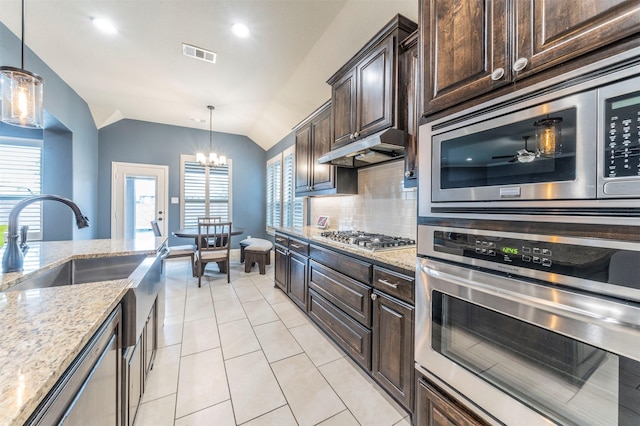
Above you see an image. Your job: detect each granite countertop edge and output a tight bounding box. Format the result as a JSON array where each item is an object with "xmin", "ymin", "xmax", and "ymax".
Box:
[{"xmin": 275, "ymin": 226, "xmax": 416, "ymax": 273}]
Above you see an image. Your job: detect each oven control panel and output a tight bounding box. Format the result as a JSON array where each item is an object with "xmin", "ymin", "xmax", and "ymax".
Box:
[
  {"xmin": 604, "ymin": 91, "xmax": 640, "ymax": 178},
  {"xmin": 473, "ymin": 238, "xmax": 553, "ymax": 267},
  {"xmin": 430, "ymin": 228, "xmax": 640, "ymax": 290}
]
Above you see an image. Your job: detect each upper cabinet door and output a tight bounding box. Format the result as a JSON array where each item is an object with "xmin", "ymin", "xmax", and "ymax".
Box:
[
  {"xmin": 513, "ymin": 0, "xmax": 640, "ymax": 78},
  {"xmin": 295, "ymin": 124, "xmax": 311, "ymax": 193},
  {"xmin": 331, "ymin": 70, "xmax": 357, "ymax": 149},
  {"xmin": 422, "ymin": 0, "xmax": 509, "ymax": 116},
  {"xmin": 357, "ymin": 36, "xmax": 395, "ymax": 138},
  {"xmin": 310, "ymin": 107, "xmax": 334, "ymax": 191}
]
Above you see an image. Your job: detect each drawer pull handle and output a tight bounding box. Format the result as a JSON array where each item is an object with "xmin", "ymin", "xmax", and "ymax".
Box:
[
  {"xmin": 377, "ymin": 279, "xmax": 398, "ymax": 288},
  {"xmin": 291, "ymin": 244, "xmax": 303, "ymax": 249}
]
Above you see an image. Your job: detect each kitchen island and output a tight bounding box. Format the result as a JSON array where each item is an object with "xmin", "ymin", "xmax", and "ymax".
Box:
[{"xmin": 0, "ymin": 236, "xmax": 165, "ymax": 425}]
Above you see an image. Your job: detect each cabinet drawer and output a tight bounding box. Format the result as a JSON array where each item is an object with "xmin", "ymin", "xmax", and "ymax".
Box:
[
  {"xmin": 275, "ymin": 233, "xmax": 289, "ymax": 247},
  {"xmin": 310, "ymin": 244, "xmax": 372, "ymax": 284},
  {"xmin": 309, "ymin": 289, "xmax": 372, "ymax": 370},
  {"xmin": 309, "ymin": 260, "xmax": 372, "ymax": 327},
  {"xmin": 373, "ymin": 267, "xmax": 414, "ymax": 304},
  {"xmin": 288, "ymin": 237, "xmax": 309, "ymax": 256}
]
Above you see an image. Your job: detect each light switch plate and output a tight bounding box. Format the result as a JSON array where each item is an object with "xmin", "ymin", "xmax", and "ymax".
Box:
[{"xmin": 171, "ymin": 197, "xmax": 179, "ymax": 204}]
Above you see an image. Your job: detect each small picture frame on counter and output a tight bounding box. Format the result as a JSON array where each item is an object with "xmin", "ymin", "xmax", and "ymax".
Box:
[{"xmin": 316, "ymin": 216, "xmax": 329, "ymax": 229}]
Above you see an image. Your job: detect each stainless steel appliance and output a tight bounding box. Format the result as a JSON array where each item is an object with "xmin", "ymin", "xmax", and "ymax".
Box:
[
  {"xmin": 315, "ymin": 230, "xmax": 415, "ymax": 251},
  {"xmin": 419, "ymin": 66, "xmax": 640, "ymax": 224},
  {"xmin": 415, "ymin": 224, "xmax": 640, "ymax": 425}
]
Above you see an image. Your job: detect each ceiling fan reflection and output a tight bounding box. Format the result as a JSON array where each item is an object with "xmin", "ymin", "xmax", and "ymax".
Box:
[{"xmin": 492, "ymin": 136, "xmax": 538, "ymax": 163}]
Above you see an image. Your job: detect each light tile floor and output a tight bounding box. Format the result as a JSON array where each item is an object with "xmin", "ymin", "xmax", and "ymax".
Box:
[{"xmin": 135, "ymin": 253, "xmax": 412, "ymax": 426}]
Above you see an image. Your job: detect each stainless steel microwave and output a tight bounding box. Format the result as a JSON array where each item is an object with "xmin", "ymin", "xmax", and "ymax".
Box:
[{"xmin": 419, "ymin": 70, "xmax": 640, "ymax": 223}]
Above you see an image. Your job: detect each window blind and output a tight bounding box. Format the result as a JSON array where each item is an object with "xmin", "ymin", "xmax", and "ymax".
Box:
[
  {"xmin": 266, "ymin": 146, "xmax": 304, "ymax": 233},
  {"xmin": 266, "ymin": 155, "xmax": 281, "ymax": 232},
  {"xmin": 0, "ymin": 139, "xmax": 42, "ymax": 239},
  {"xmin": 182, "ymin": 157, "xmax": 230, "ymax": 228}
]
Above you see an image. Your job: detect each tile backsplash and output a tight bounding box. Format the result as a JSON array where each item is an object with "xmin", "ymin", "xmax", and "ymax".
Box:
[{"xmin": 309, "ymin": 160, "xmax": 417, "ymax": 238}]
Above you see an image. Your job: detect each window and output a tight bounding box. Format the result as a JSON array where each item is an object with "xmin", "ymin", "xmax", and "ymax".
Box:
[
  {"xmin": 0, "ymin": 138, "xmax": 42, "ymax": 240},
  {"xmin": 180, "ymin": 154, "xmax": 232, "ymax": 227},
  {"xmin": 266, "ymin": 146, "xmax": 304, "ymax": 233}
]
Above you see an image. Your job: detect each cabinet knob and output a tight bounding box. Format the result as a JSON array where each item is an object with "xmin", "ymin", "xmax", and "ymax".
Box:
[
  {"xmin": 490, "ymin": 67, "xmax": 505, "ymax": 81},
  {"xmin": 371, "ymin": 293, "xmax": 378, "ymax": 301},
  {"xmin": 512, "ymin": 57, "xmax": 529, "ymax": 72},
  {"xmin": 354, "ymin": 131, "xmax": 360, "ymax": 138},
  {"xmin": 349, "ymin": 133, "xmax": 355, "ymax": 140},
  {"xmin": 404, "ymin": 170, "xmax": 414, "ymax": 178}
]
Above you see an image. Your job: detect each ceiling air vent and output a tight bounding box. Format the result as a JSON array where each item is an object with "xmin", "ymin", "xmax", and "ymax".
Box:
[{"xmin": 182, "ymin": 43, "xmax": 217, "ymax": 64}]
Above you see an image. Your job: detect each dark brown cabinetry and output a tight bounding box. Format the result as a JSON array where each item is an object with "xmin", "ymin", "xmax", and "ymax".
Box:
[
  {"xmin": 421, "ymin": 0, "xmax": 640, "ymax": 116},
  {"xmin": 125, "ymin": 297, "xmax": 158, "ymax": 426},
  {"xmin": 416, "ymin": 377, "xmax": 488, "ymax": 426},
  {"xmin": 372, "ymin": 267, "xmax": 415, "ymax": 411},
  {"xmin": 328, "ymin": 14, "xmax": 417, "ymax": 149},
  {"xmin": 400, "ymin": 30, "xmax": 419, "ymax": 188},
  {"xmin": 295, "ymin": 102, "xmax": 357, "ymax": 196},
  {"xmin": 274, "ymin": 233, "xmax": 289, "ymax": 292},
  {"xmin": 274, "ymin": 233, "xmax": 415, "ymax": 414},
  {"xmin": 274, "ymin": 233, "xmax": 309, "ymax": 312},
  {"xmin": 288, "ymin": 237, "xmax": 309, "ymax": 311}
]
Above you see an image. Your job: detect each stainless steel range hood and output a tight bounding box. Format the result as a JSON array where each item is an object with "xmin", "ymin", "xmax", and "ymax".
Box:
[{"xmin": 317, "ymin": 128, "xmax": 407, "ymax": 168}]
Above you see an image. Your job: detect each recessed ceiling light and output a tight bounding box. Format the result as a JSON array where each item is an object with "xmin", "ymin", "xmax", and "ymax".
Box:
[
  {"xmin": 466, "ymin": 157, "xmax": 473, "ymax": 161},
  {"xmin": 91, "ymin": 17, "xmax": 118, "ymax": 34},
  {"xmin": 231, "ymin": 23, "xmax": 251, "ymax": 38},
  {"xmin": 189, "ymin": 117, "xmax": 207, "ymax": 123}
]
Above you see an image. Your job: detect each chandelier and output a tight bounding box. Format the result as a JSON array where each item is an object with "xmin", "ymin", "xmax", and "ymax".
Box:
[
  {"xmin": 197, "ymin": 105, "xmax": 226, "ymax": 167},
  {"xmin": 1, "ymin": 0, "xmax": 44, "ymax": 128}
]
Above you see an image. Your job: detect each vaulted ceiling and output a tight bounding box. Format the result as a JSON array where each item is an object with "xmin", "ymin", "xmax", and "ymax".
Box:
[{"xmin": 0, "ymin": 0, "xmax": 418, "ymax": 150}]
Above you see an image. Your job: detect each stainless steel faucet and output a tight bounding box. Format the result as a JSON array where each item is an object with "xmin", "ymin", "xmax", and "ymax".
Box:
[{"xmin": 2, "ymin": 195, "xmax": 90, "ymax": 273}]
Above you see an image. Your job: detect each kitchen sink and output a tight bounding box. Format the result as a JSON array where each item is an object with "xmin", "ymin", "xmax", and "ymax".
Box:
[
  {"xmin": 4, "ymin": 251, "xmax": 164, "ymax": 348},
  {"xmin": 4, "ymin": 254, "xmax": 148, "ymax": 292}
]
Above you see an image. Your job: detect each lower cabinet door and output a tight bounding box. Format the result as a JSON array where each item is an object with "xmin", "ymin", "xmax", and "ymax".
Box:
[
  {"xmin": 126, "ymin": 340, "xmax": 143, "ymax": 426},
  {"xmin": 144, "ymin": 300, "xmax": 157, "ymax": 379},
  {"xmin": 308, "ymin": 288, "xmax": 372, "ymax": 370},
  {"xmin": 416, "ymin": 378, "xmax": 487, "ymax": 426},
  {"xmin": 288, "ymin": 252, "xmax": 308, "ymax": 311},
  {"xmin": 274, "ymin": 246, "xmax": 288, "ymax": 292},
  {"xmin": 372, "ymin": 291, "xmax": 414, "ymax": 411}
]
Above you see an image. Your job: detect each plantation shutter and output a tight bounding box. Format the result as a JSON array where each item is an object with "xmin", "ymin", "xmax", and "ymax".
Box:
[
  {"xmin": 0, "ymin": 139, "xmax": 42, "ymax": 239},
  {"xmin": 182, "ymin": 157, "xmax": 230, "ymax": 228}
]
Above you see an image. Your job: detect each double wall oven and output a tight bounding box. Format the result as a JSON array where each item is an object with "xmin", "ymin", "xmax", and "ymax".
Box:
[{"xmin": 416, "ymin": 63, "xmax": 640, "ymax": 425}]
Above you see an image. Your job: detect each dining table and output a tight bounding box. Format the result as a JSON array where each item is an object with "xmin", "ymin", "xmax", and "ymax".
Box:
[{"xmin": 172, "ymin": 226, "xmax": 245, "ymax": 274}]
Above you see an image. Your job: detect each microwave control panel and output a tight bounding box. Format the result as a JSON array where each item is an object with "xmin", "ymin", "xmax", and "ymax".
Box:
[
  {"xmin": 604, "ymin": 91, "xmax": 640, "ymax": 178},
  {"xmin": 432, "ymin": 230, "xmax": 639, "ymax": 289}
]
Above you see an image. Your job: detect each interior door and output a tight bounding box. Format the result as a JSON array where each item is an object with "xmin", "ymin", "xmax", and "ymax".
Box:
[{"xmin": 111, "ymin": 162, "xmax": 168, "ymax": 239}]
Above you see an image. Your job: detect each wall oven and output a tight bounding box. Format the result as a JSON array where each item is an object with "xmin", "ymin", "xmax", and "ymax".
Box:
[
  {"xmin": 416, "ymin": 224, "xmax": 640, "ymax": 425},
  {"xmin": 419, "ymin": 66, "xmax": 640, "ymax": 223}
]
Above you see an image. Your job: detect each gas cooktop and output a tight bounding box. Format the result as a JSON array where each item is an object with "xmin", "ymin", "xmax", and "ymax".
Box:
[{"xmin": 315, "ymin": 230, "xmax": 416, "ymax": 252}]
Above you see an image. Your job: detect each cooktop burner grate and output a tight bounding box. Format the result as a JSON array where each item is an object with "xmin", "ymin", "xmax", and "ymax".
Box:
[{"xmin": 316, "ymin": 230, "xmax": 416, "ymax": 251}]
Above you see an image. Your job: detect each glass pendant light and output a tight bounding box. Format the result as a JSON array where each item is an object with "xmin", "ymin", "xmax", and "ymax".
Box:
[
  {"xmin": 197, "ymin": 106, "xmax": 226, "ymax": 167},
  {"xmin": 534, "ymin": 116, "xmax": 563, "ymax": 157},
  {"xmin": 1, "ymin": 0, "xmax": 44, "ymax": 129}
]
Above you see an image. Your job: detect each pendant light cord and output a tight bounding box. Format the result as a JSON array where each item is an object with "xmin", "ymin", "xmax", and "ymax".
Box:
[
  {"xmin": 208, "ymin": 105, "xmax": 215, "ymax": 152},
  {"xmin": 21, "ymin": 0, "xmax": 25, "ymax": 69}
]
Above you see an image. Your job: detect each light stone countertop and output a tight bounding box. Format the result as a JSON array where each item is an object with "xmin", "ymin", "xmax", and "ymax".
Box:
[
  {"xmin": 276, "ymin": 226, "xmax": 417, "ymax": 273},
  {"xmin": 0, "ymin": 236, "xmax": 165, "ymax": 425},
  {"xmin": 0, "ymin": 236, "xmax": 166, "ymax": 291}
]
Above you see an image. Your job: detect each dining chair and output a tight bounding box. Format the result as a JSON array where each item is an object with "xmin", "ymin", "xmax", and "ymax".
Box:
[
  {"xmin": 196, "ymin": 218, "xmax": 232, "ymax": 286},
  {"xmin": 150, "ymin": 220, "xmax": 196, "ymax": 275}
]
